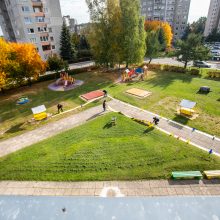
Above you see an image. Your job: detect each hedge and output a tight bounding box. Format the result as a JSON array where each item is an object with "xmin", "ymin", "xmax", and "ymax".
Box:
[{"xmin": 207, "ymin": 71, "xmax": 220, "ymax": 78}]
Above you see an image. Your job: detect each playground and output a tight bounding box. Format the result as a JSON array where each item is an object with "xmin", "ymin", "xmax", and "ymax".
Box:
[{"xmin": 0, "ymin": 113, "xmax": 220, "ymax": 181}]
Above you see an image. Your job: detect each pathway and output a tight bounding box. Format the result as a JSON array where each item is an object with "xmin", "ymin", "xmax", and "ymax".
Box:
[
  {"xmin": 108, "ymin": 99, "xmax": 220, "ymax": 156},
  {"xmin": 0, "ymin": 98, "xmax": 219, "ymax": 158},
  {"xmin": 0, "ymin": 105, "xmax": 105, "ymax": 158},
  {"xmin": 0, "ymin": 179, "xmax": 220, "ymax": 197}
]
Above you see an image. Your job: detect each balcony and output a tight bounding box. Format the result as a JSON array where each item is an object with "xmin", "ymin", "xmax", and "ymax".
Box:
[
  {"xmin": 32, "ymin": 0, "xmax": 43, "ymax": 7},
  {"xmin": 34, "ymin": 12, "xmax": 45, "ymax": 17}
]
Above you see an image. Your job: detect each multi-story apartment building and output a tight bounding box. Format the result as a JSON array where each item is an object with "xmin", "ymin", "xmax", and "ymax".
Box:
[
  {"xmin": 63, "ymin": 15, "xmax": 77, "ymax": 33},
  {"xmin": 204, "ymin": 0, "xmax": 220, "ymax": 36},
  {"xmin": 0, "ymin": 0, "xmax": 63, "ymax": 60},
  {"xmin": 141, "ymin": 0, "xmax": 191, "ymax": 40}
]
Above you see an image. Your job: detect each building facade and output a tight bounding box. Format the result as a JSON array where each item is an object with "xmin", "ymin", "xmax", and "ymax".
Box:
[
  {"xmin": 141, "ymin": 0, "xmax": 191, "ymax": 40},
  {"xmin": 63, "ymin": 15, "xmax": 77, "ymax": 33},
  {"xmin": 204, "ymin": 0, "xmax": 220, "ymax": 37},
  {"xmin": 0, "ymin": 0, "xmax": 63, "ymax": 60}
]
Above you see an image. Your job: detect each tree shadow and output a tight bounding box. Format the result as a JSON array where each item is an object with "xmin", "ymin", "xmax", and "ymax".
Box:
[
  {"xmin": 143, "ymin": 127, "xmax": 155, "ymax": 134},
  {"xmin": 86, "ymin": 112, "xmax": 103, "ymax": 121},
  {"xmin": 172, "ymin": 114, "xmax": 190, "ymax": 125},
  {"xmin": 145, "ymin": 71, "xmax": 194, "ymax": 89},
  {"xmin": 103, "ymin": 122, "xmax": 114, "ymax": 129},
  {"xmin": 217, "ymin": 98, "xmax": 220, "ymax": 102},
  {"xmin": 5, "ymin": 123, "xmax": 25, "ymax": 134}
]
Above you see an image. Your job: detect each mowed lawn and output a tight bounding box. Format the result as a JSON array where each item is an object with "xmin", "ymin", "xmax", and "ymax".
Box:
[
  {"xmin": 0, "ymin": 71, "xmax": 118, "ymax": 140},
  {"xmin": 0, "ymin": 113, "xmax": 219, "ymax": 181},
  {"xmin": 107, "ymin": 70, "xmax": 220, "ymax": 136}
]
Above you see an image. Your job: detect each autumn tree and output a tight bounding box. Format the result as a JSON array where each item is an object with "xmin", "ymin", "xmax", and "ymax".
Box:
[{"xmin": 145, "ymin": 20, "xmax": 173, "ymax": 48}]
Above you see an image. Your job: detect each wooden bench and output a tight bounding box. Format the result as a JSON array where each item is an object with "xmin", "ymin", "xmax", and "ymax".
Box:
[
  {"xmin": 204, "ymin": 170, "xmax": 220, "ymax": 180},
  {"xmin": 172, "ymin": 171, "xmax": 203, "ymax": 180}
]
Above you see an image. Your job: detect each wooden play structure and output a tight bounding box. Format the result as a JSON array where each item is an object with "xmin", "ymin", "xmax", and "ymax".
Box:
[
  {"xmin": 126, "ymin": 88, "xmax": 152, "ymax": 99},
  {"xmin": 56, "ymin": 72, "xmax": 75, "ymax": 87},
  {"xmin": 31, "ymin": 105, "xmax": 47, "ymax": 121},
  {"xmin": 122, "ymin": 67, "xmax": 145, "ymax": 82},
  {"xmin": 179, "ymin": 99, "xmax": 197, "ymax": 117}
]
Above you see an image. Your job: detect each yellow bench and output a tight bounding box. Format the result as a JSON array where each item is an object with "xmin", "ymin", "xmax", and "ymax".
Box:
[
  {"xmin": 204, "ymin": 170, "xmax": 220, "ymax": 179},
  {"xmin": 34, "ymin": 112, "xmax": 47, "ymax": 121},
  {"xmin": 180, "ymin": 107, "xmax": 195, "ymax": 116}
]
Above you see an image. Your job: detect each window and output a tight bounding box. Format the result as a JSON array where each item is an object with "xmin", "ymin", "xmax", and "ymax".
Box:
[
  {"xmin": 27, "ymin": 28, "xmax": 34, "ymax": 33},
  {"xmin": 52, "ymin": 45, "xmax": 55, "ymax": 49},
  {"xmin": 22, "ymin": 6, "xmax": 30, "ymax": 12},
  {"xmin": 40, "ymin": 36, "xmax": 48, "ymax": 41},
  {"xmin": 48, "ymin": 27, "xmax": 52, "ymax": 33},
  {"xmin": 38, "ymin": 26, "xmax": 47, "ymax": 32},
  {"xmin": 42, "ymin": 45, "xmax": 51, "ymax": 51},
  {"xmin": 24, "ymin": 17, "xmax": 32, "ymax": 24},
  {"xmin": 33, "ymin": 7, "xmax": 41, "ymax": 13},
  {"xmin": 36, "ymin": 16, "xmax": 44, "ymax": 22},
  {"xmin": 50, "ymin": 36, "xmax": 54, "ymax": 41},
  {"xmin": 30, "ymin": 38, "xmax": 36, "ymax": 43}
]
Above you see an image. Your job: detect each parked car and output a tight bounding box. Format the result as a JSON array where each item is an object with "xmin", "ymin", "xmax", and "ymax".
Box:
[{"xmin": 193, "ymin": 61, "xmax": 212, "ymax": 68}]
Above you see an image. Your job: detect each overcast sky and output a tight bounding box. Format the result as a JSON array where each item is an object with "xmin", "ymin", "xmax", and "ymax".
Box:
[{"xmin": 0, "ymin": 0, "xmax": 211, "ymax": 35}]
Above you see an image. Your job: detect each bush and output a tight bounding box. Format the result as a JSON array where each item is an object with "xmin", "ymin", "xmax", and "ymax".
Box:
[
  {"xmin": 163, "ymin": 65, "xmax": 186, "ymax": 73},
  {"xmin": 207, "ymin": 71, "xmax": 220, "ymax": 78},
  {"xmin": 188, "ymin": 68, "xmax": 200, "ymax": 75},
  {"xmin": 148, "ymin": 64, "xmax": 163, "ymax": 70}
]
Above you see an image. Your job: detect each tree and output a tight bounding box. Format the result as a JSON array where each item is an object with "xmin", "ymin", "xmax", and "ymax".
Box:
[
  {"xmin": 144, "ymin": 20, "xmax": 173, "ymax": 48},
  {"xmin": 206, "ymin": 28, "xmax": 220, "ymax": 42},
  {"xmin": 158, "ymin": 28, "xmax": 166, "ymax": 51},
  {"xmin": 181, "ymin": 24, "xmax": 191, "ymax": 40},
  {"xmin": 60, "ymin": 22, "xmax": 75, "ymax": 62},
  {"xmin": 176, "ymin": 33, "xmax": 210, "ymax": 68},
  {"xmin": 146, "ymin": 31, "xmax": 160, "ymax": 63},
  {"xmin": 191, "ymin": 17, "xmax": 207, "ymax": 35},
  {"xmin": 120, "ymin": 0, "xmax": 146, "ymax": 66},
  {"xmin": 47, "ymin": 54, "xmax": 66, "ymax": 78}
]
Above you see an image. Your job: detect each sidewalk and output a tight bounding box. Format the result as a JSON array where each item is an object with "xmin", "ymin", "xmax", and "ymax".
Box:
[
  {"xmin": 0, "ymin": 105, "xmax": 105, "ymax": 158},
  {"xmin": 108, "ymin": 99, "xmax": 220, "ymax": 156},
  {"xmin": 0, "ymin": 180, "xmax": 220, "ymax": 197}
]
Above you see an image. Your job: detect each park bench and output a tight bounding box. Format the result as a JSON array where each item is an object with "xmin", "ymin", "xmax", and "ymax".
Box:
[
  {"xmin": 172, "ymin": 171, "xmax": 203, "ymax": 180},
  {"xmin": 204, "ymin": 170, "xmax": 220, "ymax": 180},
  {"xmin": 111, "ymin": 117, "xmax": 117, "ymax": 126}
]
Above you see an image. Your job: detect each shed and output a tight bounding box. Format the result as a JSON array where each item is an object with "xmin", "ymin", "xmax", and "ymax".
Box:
[
  {"xmin": 31, "ymin": 105, "xmax": 47, "ymax": 121},
  {"xmin": 179, "ymin": 99, "xmax": 196, "ymax": 116}
]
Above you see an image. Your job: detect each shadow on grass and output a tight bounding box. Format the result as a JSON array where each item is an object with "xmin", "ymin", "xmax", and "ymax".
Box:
[
  {"xmin": 172, "ymin": 114, "xmax": 190, "ymax": 125},
  {"xmin": 143, "ymin": 127, "xmax": 155, "ymax": 134},
  {"xmin": 217, "ymin": 98, "xmax": 220, "ymax": 102},
  {"xmin": 103, "ymin": 122, "xmax": 114, "ymax": 129},
  {"xmin": 5, "ymin": 123, "xmax": 25, "ymax": 134}
]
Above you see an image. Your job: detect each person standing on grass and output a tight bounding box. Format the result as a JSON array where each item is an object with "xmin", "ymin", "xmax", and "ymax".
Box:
[
  {"xmin": 143, "ymin": 64, "xmax": 148, "ymax": 78},
  {"xmin": 103, "ymin": 100, "xmax": 107, "ymax": 112},
  {"xmin": 57, "ymin": 103, "xmax": 63, "ymax": 114},
  {"xmin": 103, "ymin": 90, "xmax": 108, "ymax": 97}
]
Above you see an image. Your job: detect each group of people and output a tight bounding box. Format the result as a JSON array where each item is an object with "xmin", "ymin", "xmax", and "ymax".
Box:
[{"xmin": 122, "ymin": 65, "xmax": 148, "ymax": 82}]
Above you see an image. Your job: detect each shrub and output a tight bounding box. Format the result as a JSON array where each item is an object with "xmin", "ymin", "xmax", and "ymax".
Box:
[
  {"xmin": 207, "ymin": 71, "xmax": 220, "ymax": 78},
  {"xmin": 148, "ymin": 64, "xmax": 163, "ymax": 70},
  {"xmin": 188, "ymin": 68, "xmax": 200, "ymax": 75},
  {"xmin": 163, "ymin": 65, "xmax": 186, "ymax": 73}
]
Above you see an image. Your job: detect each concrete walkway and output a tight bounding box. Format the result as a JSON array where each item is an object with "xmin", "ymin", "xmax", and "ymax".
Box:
[
  {"xmin": 108, "ymin": 99, "xmax": 220, "ymax": 156},
  {"xmin": 0, "ymin": 98, "xmax": 219, "ymax": 158},
  {"xmin": 0, "ymin": 105, "xmax": 105, "ymax": 158},
  {"xmin": 0, "ymin": 180, "xmax": 220, "ymax": 197}
]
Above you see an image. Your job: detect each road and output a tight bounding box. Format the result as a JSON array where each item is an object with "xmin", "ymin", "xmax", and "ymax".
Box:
[
  {"xmin": 144, "ymin": 57, "xmax": 220, "ymax": 70},
  {"xmin": 45, "ymin": 61, "xmax": 95, "ymax": 75}
]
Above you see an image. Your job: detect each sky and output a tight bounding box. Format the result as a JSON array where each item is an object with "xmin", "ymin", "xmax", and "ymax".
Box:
[{"xmin": 0, "ymin": 0, "xmax": 211, "ymax": 35}]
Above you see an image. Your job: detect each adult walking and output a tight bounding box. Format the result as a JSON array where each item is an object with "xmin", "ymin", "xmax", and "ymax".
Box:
[{"xmin": 103, "ymin": 100, "xmax": 107, "ymax": 112}]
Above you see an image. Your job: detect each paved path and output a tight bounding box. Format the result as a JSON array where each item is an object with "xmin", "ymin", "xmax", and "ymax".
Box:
[
  {"xmin": 0, "ymin": 98, "xmax": 219, "ymax": 158},
  {"xmin": 0, "ymin": 180, "xmax": 220, "ymax": 197},
  {"xmin": 0, "ymin": 105, "xmax": 105, "ymax": 158},
  {"xmin": 108, "ymin": 99, "xmax": 220, "ymax": 155}
]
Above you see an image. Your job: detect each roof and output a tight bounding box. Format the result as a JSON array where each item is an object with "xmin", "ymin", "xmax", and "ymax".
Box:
[
  {"xmin": 31, "ymin": 105, "xmax": 46, "ymax": 114},
  {"xmin": 180, "ymin": 99, "xmax": 196, "ymax": 109}
]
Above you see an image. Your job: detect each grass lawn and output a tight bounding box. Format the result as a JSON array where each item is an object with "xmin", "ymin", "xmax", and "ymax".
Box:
[
  {"xmin": 0, "ymin": 71, "xmax": 118, "ymax": 140},
  {"xmin": 0, "ymin": 113, "xmax": 219, "ymax": 181},
  {"xmin": 107, "ymin": 70, "xmax": 220, "ymax": 136}
]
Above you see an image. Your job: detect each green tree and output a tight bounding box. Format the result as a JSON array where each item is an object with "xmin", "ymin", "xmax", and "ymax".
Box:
[
  {"xmin": 181, "ymin": 24, "xmax": 191, "ymax": 40},
  {"xmin": 176, "ymin": 33, "xmax": 210, "ymax": 68},
  {"xmin": 158, "ymin": 28, "xmax": 166, "ymax": 51},
  {"xmin": 120, "ymin": 0, "xmax": 146, "ymax": 67},
  {"xmin": 146, "ymin": 31, "xmax": 160, "ymax": 63},
  {"xmin": 191, "ymin": 17, "xmax": 207, "ymax": 34},
  {"xmin": 60, "ymin": 22, "xmax": 75, "ymax": 62},
  {"xmin": 47, "ymin": 54, "xmax": 66, "ymax": 78},
  {"xmin": 206, "ymin": 28, "xmax": 220, "ymax": 42}
]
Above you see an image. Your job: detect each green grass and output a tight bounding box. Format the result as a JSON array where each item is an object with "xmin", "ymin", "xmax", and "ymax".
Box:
[
  {"xmin": 0, "ymin": 71, "xmax": 118, "ymax": 140},
  {"xmin": 107, "ymin": 70, "xmax": 220, "ymax": 136},
  {"xmin": 0, "ymin": 113, "xmax": 219, "ymax": 181}
]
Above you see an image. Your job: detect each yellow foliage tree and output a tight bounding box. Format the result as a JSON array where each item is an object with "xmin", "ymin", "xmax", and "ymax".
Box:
[{"xmin": 144, "ymin": 20, "xmax": 173, "ymax": 48}]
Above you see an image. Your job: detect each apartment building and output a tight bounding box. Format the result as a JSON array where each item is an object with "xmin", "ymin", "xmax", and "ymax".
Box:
[
  {"xmin": 63, "ymin": 15, "xmax": 77, "ymax": 33},
  {"xmin": 204, "ymin": 0, "xmax": 220, "ymax": 36},
  {"xmin": 0, "ymin": 0, "xmax": 63, "ymax": 60},
  {"xmin": 141, "ymin": 0, "xmax": 191, "ymax": 40}
]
